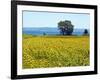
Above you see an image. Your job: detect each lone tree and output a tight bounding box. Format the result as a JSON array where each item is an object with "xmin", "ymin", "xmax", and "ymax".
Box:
[
  {"xmin": 58, "ymin": 20, "xmax": 74, "ymax": 35},
  {"xmin": 43, "ymin": 32, "xmax": 46, "ymax": 36},
  {"xmin": 83, "ymin": 29, "xmax": 88, "ymax": 35}
]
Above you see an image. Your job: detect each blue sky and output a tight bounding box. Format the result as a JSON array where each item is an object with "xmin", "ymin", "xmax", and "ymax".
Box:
[{"xmin": 23, "ymin": 11, "xmax": 90, "ymax": 29}]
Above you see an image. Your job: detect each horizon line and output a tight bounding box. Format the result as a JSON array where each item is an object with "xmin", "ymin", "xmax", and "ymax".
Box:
[{"xmin": 23, "ymin": 27, "xmax": 89, "ymax": 29}]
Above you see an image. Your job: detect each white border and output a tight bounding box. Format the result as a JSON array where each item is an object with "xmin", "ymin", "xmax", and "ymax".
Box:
[{"xmin": 17, "ymin": 5, "xmax": 95, "ymax": 75}]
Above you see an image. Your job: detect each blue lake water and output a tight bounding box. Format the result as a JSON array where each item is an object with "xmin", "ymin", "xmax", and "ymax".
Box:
[{"xmin": 23, "ymin": 27, "xmax": 89, "ymax": 36}]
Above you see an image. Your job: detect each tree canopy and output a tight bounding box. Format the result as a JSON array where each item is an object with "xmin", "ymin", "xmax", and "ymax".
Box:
[
  {"xmin": 83, "ymin": 29, "xmax": 88, "ymax": 35},
  {"xmin": 58, "ymin": 20, "xmax": 74, "ymax": 35}
]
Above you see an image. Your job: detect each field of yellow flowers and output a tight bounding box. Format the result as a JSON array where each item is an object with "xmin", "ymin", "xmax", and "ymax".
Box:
[{"xmin": 22, "ymin": 35, "xmax": 90, "ymax": 69}]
